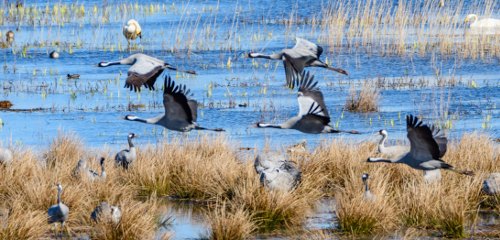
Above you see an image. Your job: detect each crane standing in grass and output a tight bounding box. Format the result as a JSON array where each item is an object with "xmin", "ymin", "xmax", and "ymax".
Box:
[
  {"xmin": 123, "ymin": 19, "xmax": 142, "ymax": 48},
  {"xmin": 124, "ymin": 76, "xmax": 225, "ymax": 132},
  {"xmin": 98, "ymin": 53, "xmax": 196, "ymax": 92},
  {"xmin": 248, "ymin": 37, "xmax": 348, "ymax": 89},
  {"xmin": 115, "ymin": 133, "xmax": 137, "ymax": 170},
  {"xmin": 47, "ymin": 183, "xmax": 69, "ymax": 230},
  {"xmin": 367, "ymin": 115, "xmax": 474, "ymax": 178},
  {"xmin": 362, "ymin": 173, "xmax": 375, "ymax": 201},
  {"xmin": 256, "ymin": 70, "xmax": 359, "ymax": 134}
]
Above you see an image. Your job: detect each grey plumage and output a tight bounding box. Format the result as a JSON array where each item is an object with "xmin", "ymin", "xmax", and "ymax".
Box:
[
  {"xmin": 72, "ymin": 159, "xmax": 87, "ymax": 178},
  {"xmin": 124, "ymin": 76, "xmax": 225, "ymax": 132},
  {"xmin": 255, "ymin": 154, "xmax": 301, "ymax": 192},
  {"xmin": 377, "ymin": 129, "xmax": 410, "ymax": 158},
  {"xmin": 248, "ymin": 37, "xmax": 348, "ymax": 89},
  {"xmin": 362, "ymin": 173, "xmax": 375, "ymax": 201},
  {"xmin": 115, "ymin": 133, "xmax": 137, "ymax": 169},
  {"xmin": 97, "ymin": 53, "xmax": 196, "ymax": 92},
  {"xmin": 256, "ymin": 70, "xmax": 359, "ymax": 134},
  {"xmin": 90, "ymin": 202, "xmax": 121, "ymax": 225},
  {"xmin": 88, "ymin": 157, "xmax": 106, "ymax": 180},
  {"xmin": 47, "ymin": 183, "xmax": 69, "ymax": 227},
  {"xmin": 368, "ymin": 115, "xmax": 473, "ymax": 177},
  {"xmin": 482, "ymin": 173, "xmax": 500, "ymax": 195}
]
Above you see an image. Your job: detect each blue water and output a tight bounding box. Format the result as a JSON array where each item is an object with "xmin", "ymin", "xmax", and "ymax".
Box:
[{"xmin": 0, "ymin": 1, "xmax": 499, "ymax": 238}]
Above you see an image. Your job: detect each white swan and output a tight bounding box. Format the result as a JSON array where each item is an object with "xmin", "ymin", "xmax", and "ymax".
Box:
[
  {"xmin": 123, "ymin": 19, "xmax": 142, "ymax": 46},
  {"xmin": 464, "ymin": 14, "xmax": 500, "ymax": 34}
]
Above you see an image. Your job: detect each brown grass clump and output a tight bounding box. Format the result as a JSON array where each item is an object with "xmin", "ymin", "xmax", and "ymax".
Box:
[
  {"xmin": 229, "ymin": 153, "xmax": 327, "ymax": 231},
  {"xmin": 207, "ymin": 202, "xmax": 256, "ymax": 240},
  {"xmin": 44, "ymin": 132, "xmax": 84, "ymax": 169},
  {"xmin": 335, "ymin": 169, "xmax": 399, "ymax": 234},
  {"xmin": 125, "ymin": 136, "xmax": 243, "ymax": 200},
  {"xmin": 91, "ymin": 197, "xmax": 159, "ymax": 240},
  {"xmin": 345, "ymin": 81, "xmax": 380, "ymax": 113},
  {"xmin": 0, "ymin": 134, "xmax": 160, "ymax": 239}
]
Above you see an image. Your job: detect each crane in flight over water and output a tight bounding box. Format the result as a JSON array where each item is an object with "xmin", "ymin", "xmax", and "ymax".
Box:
[
  {"xmin": 125, "ymin": 75, "xmax": 225, "ymax": 132},
  {"xmin": 367, "ymin": 115, "xmax": 474, "ymax": 178},
  {"xmin": 256, "ymin": 70, "xmax": 359, "ymax": 134},
  {"xmin": 98, "ymin": 53, "xmax": 196, "ymax": 92},
  {"xmin": 248, "ymin": 37, "xmax": 348, "ymax": 89}
]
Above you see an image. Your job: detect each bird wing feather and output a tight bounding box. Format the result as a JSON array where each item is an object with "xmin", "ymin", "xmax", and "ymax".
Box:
[
  {"xmin": 406, "ymin": 115, "xmax": 442, "ymax": 162},
  {"xmin": 430, "ymin": 125, "xmax": 447, "ymax": 158},
  {"xmin": 295, "ymin": 71, "xmax": 329, "ymax": 117},
  {"xmin": 126, "ymin": 65, "xmax": 164, "ymax": 91},
  {"xmin": 162, "ymin": 76, "xmax": 194, "ymax": 123},
  {"xmin": 293, "ymin": 38, "xmax": 323, "ymax": 58}
]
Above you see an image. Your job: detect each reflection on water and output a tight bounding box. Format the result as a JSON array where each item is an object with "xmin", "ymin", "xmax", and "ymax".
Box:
[{"xmin": 160, "ymin": 199, "xmax": 209, "ymax": 240}]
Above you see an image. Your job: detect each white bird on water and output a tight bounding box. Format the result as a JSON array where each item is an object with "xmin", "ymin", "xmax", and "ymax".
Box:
[
  {"xmin": 123, "ymin": 19, "xmax": 142, "ymax": 47},
  {"xmin": 464, "ymin": 14, "xmax": 500, "ymax": 34}
]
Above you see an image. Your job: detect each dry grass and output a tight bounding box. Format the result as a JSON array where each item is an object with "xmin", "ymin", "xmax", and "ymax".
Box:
[
  {"xmin": 317, "ymin": 132, "xmax": 498, "ymax": 237},
  {"xmin": 207, "ymin": 202, "xmax": 256, "ymax": 240},
  {"xmin": 124, "ymin": 136, "xmax": 243, "ymax": 200},
  {"xmin": 0, "ymin": 134, "xmax": 160, "ymax": 239},
  {"xmin": 0, "ymin": 132, "xmax": 497, "ymax": 238},
  {"xmin": 336, "ymin": 169, "xmax": 399, "ymax": 234},
  {"xmin": 345, "ymin": 81, "xmax": 380, "ymax": 113}
]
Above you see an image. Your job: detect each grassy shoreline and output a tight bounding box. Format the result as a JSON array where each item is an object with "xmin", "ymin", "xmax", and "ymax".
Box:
[{"xmin": 0, "ymin": 132, "xmax": 498, "ymax": 239}]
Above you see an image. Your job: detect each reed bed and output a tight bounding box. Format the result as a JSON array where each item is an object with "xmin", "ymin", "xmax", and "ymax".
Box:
[{"xmin": 0, "ymin": 131, "xmax": 497, "ymax": 239}]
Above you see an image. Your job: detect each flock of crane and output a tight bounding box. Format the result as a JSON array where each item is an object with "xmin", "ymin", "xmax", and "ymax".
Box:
[{"xmin": 0, "ymin": 14, "xmax": 499, "ymax": 231}]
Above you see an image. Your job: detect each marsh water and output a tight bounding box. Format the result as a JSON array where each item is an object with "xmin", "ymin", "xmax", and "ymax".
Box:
[{"xmin": 0, "ymin": 0, "xmax": 498, "ymax": 239}]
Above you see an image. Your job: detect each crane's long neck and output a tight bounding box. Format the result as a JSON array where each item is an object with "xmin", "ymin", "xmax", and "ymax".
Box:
[
  {"xmin": 367, "ymin": 157, "xmax": 398, "ymax": 163},
  {"xmin": 57, "ymin": 188, "xmax": 62, "ymax": 204},
  {"xmin": 324, "ymin": 126, "xmax": 360, "ymax": 134},
  {"xmin": 128, "ymin": 137, "xmax": 134, "ymax": 148},
  {"xmin": 378, "ymin": 134, "xmax": 387, "ymax": 153},
  {"xmin": 249, "ymin": 52, "xmax": 283, "ymax": 60},
  {"xmin": 100, "ymin": 159, "xmax": 106, "ymax": 178},
  {"xmin": 257, "ymin": 123, "xmax": 284, "ymax": 129},
  {"xmin": 99, "ymin": 61, "xmax": 122, "ymax": 67},
  {"xmin": 126, "ymin": 115, "xmax": 164, "ymax": 125}
]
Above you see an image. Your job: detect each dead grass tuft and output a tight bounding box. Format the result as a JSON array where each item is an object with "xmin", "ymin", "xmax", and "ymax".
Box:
[
  {"xmin": 345, "ymin": 81, "xmax": 380, "ymax": 113},
  {"xmin": 207, "ymin": 202, "xmax": 256, "ymax": 240}
]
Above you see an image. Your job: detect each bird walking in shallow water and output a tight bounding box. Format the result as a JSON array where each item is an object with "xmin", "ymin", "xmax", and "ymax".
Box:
[
  {"xmin": 367, "ymin": 115, "xmax": 474, "ymax": 178},
  {"xmin": 98, "ymin": 53, "xmax": 196, "ymax": 92},
  {"xmin": 47, "ymin": 183, "xmax": 69, "ymax": 231},
  {"xmin": 123, "ymin": 19, "xmax": 142, "ymax": 48},
  {"xmin": 248, "ymin": 37, "xmax": 348, "ymax": 89},
  {"xmin": 256, "ymin": 70, "xmax": 359, "ymax": 134},
  {"xmin": 124, "ymin": 75, "xmax": 225, "ymax": 132}
]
